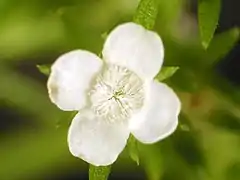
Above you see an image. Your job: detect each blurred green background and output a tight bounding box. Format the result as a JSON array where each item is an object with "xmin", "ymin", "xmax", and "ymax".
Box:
[{"xmin": 0, "ymin": 0, "xmax": 240, "ymax": 179}]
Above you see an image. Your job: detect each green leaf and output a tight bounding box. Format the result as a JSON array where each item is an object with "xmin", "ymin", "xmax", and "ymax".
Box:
[
  {"xmin": 89, "ymin": 165, "xmax": 111, "ymax": 180},
  {"xmin": 198, "ymin": 0, "xmax": 221, "ymax": 48},
  {"xmin": 133, "ymin": 0, "xmax": 159, "ymax": 29},
  {"xmin": 127, "ymin": 135, "xmax": 140, "ymax": 165},
  {"xmin": 156, "ymin": 66, "xmax": 179, "ymax": 81},
  {"xmin": 36, "ymin": 64, "xmax": 51, "ymax": 76},
  {"xmin": 206, "ymin": 28, "xmax": 239, "ymax": 64}
]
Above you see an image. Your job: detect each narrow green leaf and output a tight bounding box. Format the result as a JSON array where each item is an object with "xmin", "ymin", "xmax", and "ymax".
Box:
[
  {"xmin": 89, "ymin": 164, "xmax": 111, "ymax": 180},
  {"xmin": 133, "ymin": 0, "xmax": 159, "ymax": 29},
  {"xmin": 198, "ymin": 0, "xmax": 221, "ymax": 48},
  {"xmin": 36, "ymin": 64, "xmax": 51, "ymax": 76},
  {"xmin": 206, "ymin": 28, "xmax": 239, "ymax": 64},
  {"xmin": 156, "ymin": 66, "xmax": 179, "ymax": 81},
  {"xmin": 127, "ymin": 135, "xmax": 140, "ymax": 165}
]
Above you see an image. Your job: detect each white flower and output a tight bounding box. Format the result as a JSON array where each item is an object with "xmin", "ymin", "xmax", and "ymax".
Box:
[{"xmin": 47, "ymin": 22, "xmax": 181, "ymax": 166}]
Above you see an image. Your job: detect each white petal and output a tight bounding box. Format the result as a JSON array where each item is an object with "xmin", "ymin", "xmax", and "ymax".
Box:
[
  {"xmin": 68, "ymin": 110, "xmax": 130, "ymax": 166},
  {"xmin": 129, "ymin": 81, "xmax": 181, "ymax": 144},
  {"xmin": 47, "ymin": 50, "xmax": 103, "ymax": 111},
  {"xmin": 102, "ymin": 22, "xmax": 164, "ymax": 80}
]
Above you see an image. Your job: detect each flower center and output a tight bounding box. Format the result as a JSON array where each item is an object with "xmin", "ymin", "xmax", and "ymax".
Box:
[{"xmin": 89, "ymin": 64, "xmax": 144, "ymax": 123}]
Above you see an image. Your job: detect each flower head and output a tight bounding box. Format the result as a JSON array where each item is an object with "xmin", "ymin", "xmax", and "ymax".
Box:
[{"xmin": 47, "ymin": 22, "xmax": 181, "ymax": 166}]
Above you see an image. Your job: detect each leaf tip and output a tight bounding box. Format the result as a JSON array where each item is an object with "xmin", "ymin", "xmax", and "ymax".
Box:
[
  {"xmin": 36, "ymin": 64, "xmax": 51, "ymax": 76},
  {"xmin": 101, "ymin": 32, "xmax": 108, "ymax": 40},
  {"xmin": 202, "ymin": 40, "xmax": 209, "ymax": 49}
]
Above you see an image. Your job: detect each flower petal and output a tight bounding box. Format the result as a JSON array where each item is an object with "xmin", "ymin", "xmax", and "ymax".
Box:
[
  {"xmin": 68, "ymin": 110, "xmax": 130, "ymax": 166},
  {"xmin": 47, "ymin": 50, "xmax": 103, "ymax": 111},
  {"xmin": 102, "ymin": 22, "xmax": 164, "ymax": 80},
  {"xmin": 129, "ymin": 81, "xmax": 181, "ymax": 144}
]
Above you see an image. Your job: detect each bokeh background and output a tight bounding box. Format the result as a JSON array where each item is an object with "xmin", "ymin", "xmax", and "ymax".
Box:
[{"xmin": 1, "ymin": 0, "xmax": 240, "ymax": 179}]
